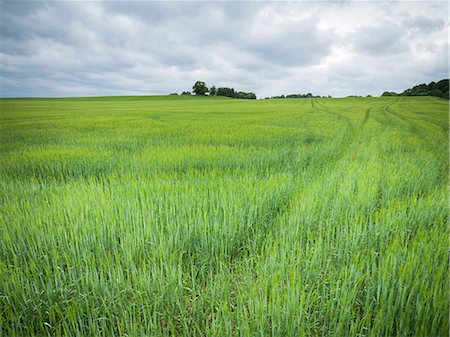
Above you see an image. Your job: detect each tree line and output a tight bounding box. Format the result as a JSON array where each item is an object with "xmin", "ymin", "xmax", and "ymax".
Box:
[
  {"xmin": 173, "ymin": 81, "xmax": 256, "ymax": 99},
  {"xmin": 382, "ymin": 79, "xmax": 449, "ymax": 99},
  {"xmin": 171, "ymin": 79, "xmax": 449, "ymax": 100},
  {"xmin": 264, "ymin": 93, "xmax": 332, "ymax": 99}
]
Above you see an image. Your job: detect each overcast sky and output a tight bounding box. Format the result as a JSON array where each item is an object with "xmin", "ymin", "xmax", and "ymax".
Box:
[{"xmin": 0, "ymin": 1, "xmax": 448, "ymax": 97}]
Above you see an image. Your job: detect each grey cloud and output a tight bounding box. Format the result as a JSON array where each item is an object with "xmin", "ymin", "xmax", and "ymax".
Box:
[
  {"xmin": 403, "ymin": 15, "xmax": 445, "ymax": 33},
  {"xmin": 102, "ymin": 1, "xmax": 257, "ymax": 26},
  {"xmin": 350, "ymin": 22, "xmax": 409, "ymax": 55},
  {"xmin": 0, "ymin": 1, "xmax": 448, "ymax": 98},
  {"xmin": 244, "ymin": 16, "xmax": 335, "ymax": 66}
]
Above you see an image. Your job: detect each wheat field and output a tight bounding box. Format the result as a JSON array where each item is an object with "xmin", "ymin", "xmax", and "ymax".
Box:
[{"xmin": 1, "ymin": 95, "xmax": 448, "ymax": 336}]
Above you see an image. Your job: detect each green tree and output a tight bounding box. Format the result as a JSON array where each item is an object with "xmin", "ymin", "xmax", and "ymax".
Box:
[
  {"xmin": 381, "ymin": 91, "xmax": 398, "ymax": 97},
  {"xmin": 217, "ymin": 87, "xmax": 235, "ymax": 98},
  {"xmin": 193, "ymin": 81, "xmax": 209, "ymax": 96},
  {"xmin": 209, "ymin": 86, "xmax": 216, "ymax": 96}
]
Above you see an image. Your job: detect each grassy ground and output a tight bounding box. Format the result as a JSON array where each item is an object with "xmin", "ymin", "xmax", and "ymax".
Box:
[{"xmin": 0, "ymin": 95, "xmax": 448, "ymax": 336}]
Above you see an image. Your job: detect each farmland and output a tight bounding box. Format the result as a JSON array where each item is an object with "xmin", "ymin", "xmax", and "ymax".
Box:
[{"xmin": 0, "ymin": 95, "xmax": 448, "ymax": 336}]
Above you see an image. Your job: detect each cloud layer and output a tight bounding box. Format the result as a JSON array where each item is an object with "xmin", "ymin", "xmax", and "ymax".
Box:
[{"xmin": 0, "ymin": 1, "xmax": 448, "ymax": 97}]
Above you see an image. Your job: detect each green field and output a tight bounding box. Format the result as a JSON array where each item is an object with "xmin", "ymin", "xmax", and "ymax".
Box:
[{"xmin": 1, "ymin": 95, "xmax": 448, "ymax": 336}]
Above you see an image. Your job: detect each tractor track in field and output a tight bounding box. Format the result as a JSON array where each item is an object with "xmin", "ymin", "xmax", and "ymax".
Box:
[
  {"xmin": 362, "ymin": 99, "xmax": 400, "ymax": 127},
  {"xmin": 383, "ymin": 101, "xmax": 430, "ymax": 137},
  {"xmin": 397, "ymin": 101, "xmax": 448, "ymax": 132},
  {"xmin": 215, "ymin": 98, "xmax": 372, "ymax": 268},
  {"xmin": 364, "ymin": 98, "xmax": 402, "ymax": 129},
  {"xmin": 313, "ymin": 98, "xmax": 355, "ymax": 130},
  {"xmin": 361, "ymin": 107, "xmax": 373, "ymax": 128},
  {"xmin": 372, "ymin": 98, "xmax": 446, "ymax": 152}
]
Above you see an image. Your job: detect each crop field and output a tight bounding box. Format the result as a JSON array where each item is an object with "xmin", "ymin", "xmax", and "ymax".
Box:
[{"xmin": 0, "ymin": 95, "xmax": 448, "ymax": 336}]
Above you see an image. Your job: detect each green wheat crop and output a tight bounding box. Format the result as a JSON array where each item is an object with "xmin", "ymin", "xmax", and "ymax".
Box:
[{"xmin": 0, "ymin": 95, "xmax": 448, "ymax": 336}]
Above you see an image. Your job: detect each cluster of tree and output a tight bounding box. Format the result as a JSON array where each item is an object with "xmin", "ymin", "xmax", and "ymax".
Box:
[
  {"xmin": 211, "ymin": 86, "xmax": 256, "ymax": 99},
  {"xmin": 381, "ymin": 91, "xmax": 398, "ymax": 97},
  {"xmin": 170, "ymin": 91, "xmax": 193, "ymax": 95},
  {"xmin": 187, "ymin": 81, "xmax": 257, "ymax": 99},
  {"xmin": 265, "ymin": 93, "xmax": 331, "ymax": 99},
  {"xmin": 381, "ymin": 79, "xmax": 449, "ymax": 99}
]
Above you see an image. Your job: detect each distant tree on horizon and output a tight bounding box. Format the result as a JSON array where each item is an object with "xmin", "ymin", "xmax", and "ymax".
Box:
[
  {"xmin": 381, "ymin": 91, "xmax": 399, "ymax": 97},
  {"xmin": 267, "ymin": 92, "xmax": 324, "ymax": 99},
  {"xmin": 188, "ymin": 82, "xmax": 256, "ymax": 99},
  {"xmin": 193, "ymin": 81, "xmax": 209, "ymax": 96},
  {"xmin": 381, "ymin": 79, "xmax": 449, "ymax": 99},
  {"xmin": 216, "ymin": 87, "xmax": 236, "ymax": 98}
]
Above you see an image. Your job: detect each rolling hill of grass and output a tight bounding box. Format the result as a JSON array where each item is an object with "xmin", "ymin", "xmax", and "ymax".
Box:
[{"xmin": 1, "ymin": 95, "xmax": 448, "ymax": 336}]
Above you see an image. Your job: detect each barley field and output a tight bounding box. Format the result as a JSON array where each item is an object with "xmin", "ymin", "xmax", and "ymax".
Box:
[{"xmin": 0, "ymin": 95, "xmax": 448, "ymax": 336}]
